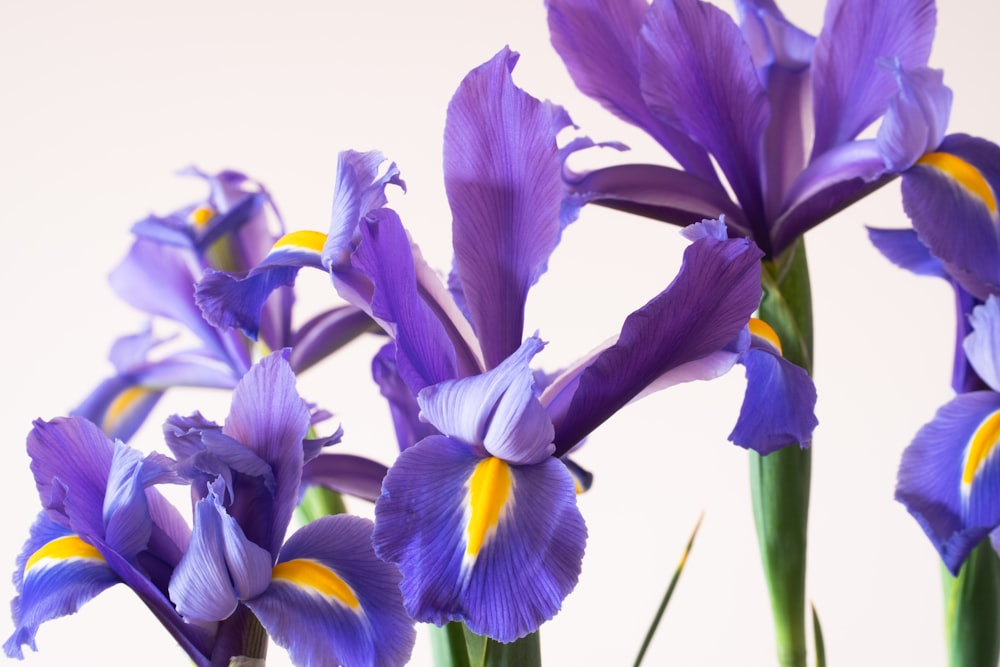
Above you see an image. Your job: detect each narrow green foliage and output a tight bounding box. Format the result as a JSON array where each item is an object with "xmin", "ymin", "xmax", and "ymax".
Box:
[
  {"xmin": 633, "ymin": 513, "xmax": 704, "ymax": 667},
  {"xmin": 461, "ymin": 626, "xmax": 541, "ymax": 667},
  {"xmin": 294, "ymin": 485, "xmax": 347, "ymax": 524},
  {"xmin": 942, "ymin": 541, "xmax": 1000, "ymax": 667},
  {"xmin": 752, "ymin": 237, "xmax": 813, "ymax": 667},
  {"xmin": 430, "ymin": 623, "xmax": 473, "ymax": 667},
  {"xmin": 811, "ymin": 603, "xmax": 825, "ymax": 667}
]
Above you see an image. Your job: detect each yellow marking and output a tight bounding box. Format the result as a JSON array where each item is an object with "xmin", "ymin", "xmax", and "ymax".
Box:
[
  {"xmin": 917, "ymin": 152, "xmax": 998, "ymax": 214},
  {"xmin": 749, "ymin": 318, "xmax": 783, "ymax": 355},
  {"xmin": 272, "ymin": 559, "xmax": 359, "ymax": 609},
  {"xmin": 963, "ymin": 409, "xmax": 1000, "ymax": 487},
  {"xmin": 271, "ymin": 230, "xmax": 328, "ymax": 254},
  {"xmin": 466, "ymin": 457, "xmax": 512, "ymax": 558},
  {"xmin": 190, "ymin": 206, "xmax": 216, "ymax": 227},
  {"xmin": 103, "ymin": 387, "xmax": 154, "ymax": 432},
  {"xmin": 25, "ymin": 536, "xmax": 104, "ymax": 572}
]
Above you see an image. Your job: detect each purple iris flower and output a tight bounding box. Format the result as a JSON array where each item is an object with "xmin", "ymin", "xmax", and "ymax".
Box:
[
  {"xmin": 74, "ymin": 168, "xmax": 372, "ymax": 442},
  {"xmin": 194, "ymin": 47, "xmax": 765, "ymax": 640},
  {"xmin": 546, "ymin": 0, "xmax": 951, "ymax": 259},
  {"xmin": 6, "ymin": 352, "xmax": 416, "ymax": 667}
]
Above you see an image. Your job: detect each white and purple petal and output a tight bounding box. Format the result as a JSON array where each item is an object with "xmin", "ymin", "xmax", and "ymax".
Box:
[
  {"xmin": 875, "ymin": 62, "xmax": 951, "ymax": 172},
  {"xmin": 373, "ymin": 436, "xmax": 585, "ymax": 642},
  {"xmin": 417, "ymin": 336, "xmax": 554, "ymax": 465},
  {"xmin": 963, "ymin": 296, "xmax": 1000, "ymax": 394},
  {"xmin": 248, "ymin": 515, "xmax": 416, "ymax": 667},
  {"xmin": 897, "ymin": 391, "xmax": 1000, "ymax": 573}
]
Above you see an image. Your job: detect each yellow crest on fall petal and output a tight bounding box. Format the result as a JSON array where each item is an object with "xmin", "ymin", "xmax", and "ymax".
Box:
[
  {"xmin": 271, "ymin": 558, "xmax": 360, "ymax": 609},
  {"xmin": 25, "ymin": 535, "xmax": 104, "ymax": 573},
  {"xmin": 917, "ymin": 152, "xmax": 997, "ymax": 215}
]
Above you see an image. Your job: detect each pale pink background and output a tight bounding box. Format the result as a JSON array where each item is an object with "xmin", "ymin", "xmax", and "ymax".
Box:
[{"xmin": 2, "ymin": 1, "xmax": 996, "ymax": 665}]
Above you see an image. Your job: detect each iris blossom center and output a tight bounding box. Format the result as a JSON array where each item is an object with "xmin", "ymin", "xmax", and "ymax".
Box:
[
  {"xmin": 271, "ymin": 558, "xmax": 360, "ymax": 610},
  {"xmin": 272, "ymin": 230, "xmax": 329, "ymax": 254},
  {"xmin": 917, "ymin": 152, "xmax": 998, "ymax": 215},
  {"xmin": 465, "ymin": 456, "xmax": 512, "ymax": 561},
  {"xmin": 749, "ymin": 317, "xmax": 783, "ymax": 355}
]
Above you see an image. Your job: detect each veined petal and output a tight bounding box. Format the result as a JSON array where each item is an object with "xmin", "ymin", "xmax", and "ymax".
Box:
[
  {"xmin": 195, "ymin": 229, "xmax": 327, "ymax": 340},
  {"xmin": 223, "ymin": 351, "xmax": 310, "ymax": 556},
  {"xmin": 553, "ymin": 226, "xmax": 762, "ymax": 455},
  {"xmin": 545, "ymin": 0, "xmax": 718, "ymax": 183},
  {"xmin": 736, "ymin": 0, "xmax": 814, "ymax": 72},
  {"xmin": 729, "ymin": 324, "xmax": 818, "ymax": 454},
  {"xmin": 351, "ymin": 209, "xmax": 459, "ymax": 392},
  {"xmin": 876, "ymin": 62, "xmax": 952, "ymax": 172},
  {"xmin": 4, "ymin": 516, "xmax": 119, "ymax": 659},
  {"xmin": 102, "ymin": 442, "xmax": 178, "ymax": 559},
  {"xmin": 371, "ymin": 342, "xmax": 440, "ymax": 452},
  {"xmin": 810, "ymin": 0, "xmax": 936, "ymax": 157},
  {"xmin": 963, "ymin": 296, "xmax": 1000, "ymax": 394},
  {"xmin": 73, "ymin": 376, "xmax": 166, "ymax": 442},
  {"xmin": 373, "ymin": 437, "xmax": 586, "ymax": 642},
  {"xmin": 248, "ymin": 515, "xmax": 415, "ymax": 667},
  {"xmin": 903, "ymin": 134, "xmax": 1000, "ymax": 300},
  {"xmin": 640, "ymin": 0, "xmax": 770, "ymax": 245},
  {"xmin": 564, "ymin": 162, "xmax": 745, "ymax": 233},
  {"xmin": 168, "ymin": 480, "xmax": 272, "ymax": 623},
  {"xmin": 897, "ymin": 391, "xmax": 1000, "ymax": 573},
  {"xmin": 867, "ymin": 227, "xmax": 946, "ymax": 278},
  {"xmin": 445, "ymin": 48, "xmax": 564, "ymax": 368},
  {"xmin": 418, "ymin": 336, "xmax": 555, "ymax": 465}
]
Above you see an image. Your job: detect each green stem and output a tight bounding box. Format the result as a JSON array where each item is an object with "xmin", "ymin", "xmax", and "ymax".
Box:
[
  {"xmin": 751, "ymin": 238, "xmax": 813, "ymax": 667},
  {"xmin": 295, "ymin": 485, "xmax": 347, "ymax": 524},
  {"xmin": 942, "ymin": 541, "xmax": 1000, "ymax": 667}
]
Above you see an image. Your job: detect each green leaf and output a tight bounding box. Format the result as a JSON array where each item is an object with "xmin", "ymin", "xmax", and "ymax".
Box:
[
  {"xmin": 294, "ymin": 485, "xmax": 347, "ymax": 524},
  {"xmin": 430, "ymin": 623, "xmax": 473, "ymax": 667},
  {"xmin": 461, "ymin": 626, "xmax": 540, "ymax": 667},
  {"xmin": 811, "ymin": 603, "xmax": 825, "ymax": 667},
  {"xmin": 633, "ymin": 512, "xmax": 704, "ymax": 667}
]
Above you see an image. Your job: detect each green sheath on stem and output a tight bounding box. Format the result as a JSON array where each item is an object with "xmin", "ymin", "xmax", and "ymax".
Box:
[
  {"xmin": 752, "ymin": 238, "xmax": 813, "ymax": 667},
  {"xmin": 942, "ymin": 541, "xmax": 1000, "ymax": 667}
]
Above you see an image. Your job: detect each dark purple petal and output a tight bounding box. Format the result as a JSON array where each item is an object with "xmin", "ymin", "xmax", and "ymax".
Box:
[
  {"xmin": 564, "ymin": 162, "xmax": 746, "ymax": 234},
  {"xmin": 372, "ymin": 342, "xmax": 440, "ymax": 452},
  {"xmin": 418, "ymin": 336, "xmax": 555, "ymax": 465},
  {"xmin": 963, "ymin": 297, "xmax": 1000, "ymax": 394},
  {"xmin": 288, "ymin": 304, "xmax": 374, "ymax": 374},
  {"xmin": 867, "ymin": 227, "xmax": 946, "ymax": 278},
  {"xmin": 4, "ymin": 516, "xmax": 120, "ymax": 659},
  {"xmin": 896, "ymin": 391, "xmax": 1000, "ymax": 574},
  {"xmin": 876, "ymin": 62, "xmax": 951, "ymax": 172},
  {"xmin": 445, "ymin": 48, "xmax": 564, "ymax": 367},
  {"xmin": 249, "ymin": 515, "xmax": 415, "ymax": 667},
  {"xmin": 223, "ymin": 351, "xmax": 310, "ymax": 556},
  {"xmin": 903, "ymin": 134, "xmax": 1000, "ymax": 300},
  {"xmin": 552, "ymin": 229, "xmax": 762, "ymax": 455},
  {"xmin": 352, "ymin": 209, "xmax": 459, "ymax": 392},
  {"xmin": 729, "ymin": 337, "xmax": 818, "ymax": 454},
  {"xmin": 640, "ymin": 0, "xmax": 770, "ymax": 246},
  {"xmin": 546, "ymin": 0, "xmax": 719, "ymax": 183},
  {"xmin": 810, "ymin": 0, "xmax": 936, "ymax": 157},
  {"xmin": 373, "ymin": 437, "xmax": 585, "ymax": 642},
  {"xmin": 301, "ymin": 454, "xmax": 389, "ymax": 504}
]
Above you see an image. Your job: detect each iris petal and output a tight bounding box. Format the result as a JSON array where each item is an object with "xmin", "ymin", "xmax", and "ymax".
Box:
[
  {"xmin": 963, "ymin": 297, "xmax": 1000, "ymax": 394},
  {"xmin": 373, "ymin": 436, "xmax": 585, "ymax": 642},
  {"xmin": 875, "ymin": 62, "xmax": 952, "ymax": 172},
  {"xmin": 866, "ymin": 227, "xmax": 946, "ymax": 279},
  {"xmin": 248, "ymin": 515, "xmax": 415, "ymax": 667},
  {"xmin": 897, "ymin": 391, "xmax": 1000, "ymax": 574}
]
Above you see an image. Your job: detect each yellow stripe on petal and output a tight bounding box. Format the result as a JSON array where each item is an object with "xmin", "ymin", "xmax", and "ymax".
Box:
[
  {"xmin": 466, "ymin": 457, "xmax": 512, "ymax": 559},
  {"xmin": 272, "ymin": 559, "xmax": 359, "ymax": 610},
  {"xmin": 962, "ymin": 409, "xmax": 1000, "ymax": 495},
  {"xmin": 25, "ymin": 536, "xmax": 104, "ymax": 573},
  {"xmin": 190, "ymin": 205, "xmax": 216, "ymax": 228},
  {"xmin": 917, "ymin": 152, "xmax": 998, "ymax": 215},
  {"xmin": 103, "ymin": 387, "xmax": 156, "ymax": 433},
  {"xmin": 749, "ymin": 318, "xmax": 782, "ymax": 355},
  {"xmin": 271, "ymin": 230, "xmax": 328, "ymax": 254}
]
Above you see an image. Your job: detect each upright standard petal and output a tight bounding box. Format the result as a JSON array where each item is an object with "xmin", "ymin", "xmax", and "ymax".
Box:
[
  {"xmin": 248, "ymin": 515, "xmax": 416, "ymax": 667},
  {"xmin": 445, "ymin": 48, "xmax": 564, "ymax": 368},
  {"xmin": 810, "ymin": 0, "xmax": 936, "ymax": 157},
  {"xmin": 639, "ymin": 0, "xmax": 770, "ymax": 246},
  {"xmin": 875, "ymin": 62, "xmax": 951, "ymax": 172},
  {"xmin": 552, "ymin": 227, "xmax": 763, "ymax": 455},
  {"xmin": 545, "ymin": 0, "xmax": 719, "ymax": 182}
]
